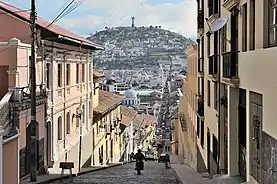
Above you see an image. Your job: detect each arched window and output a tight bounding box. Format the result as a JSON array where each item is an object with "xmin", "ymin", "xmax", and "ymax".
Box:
[
  {"xmin": 58, "ymin": 116, "xmax": 62, "ymax": 140},
  {"xmin": 66, "ymin": 112, "xmax": 70, "ymax": 134}
]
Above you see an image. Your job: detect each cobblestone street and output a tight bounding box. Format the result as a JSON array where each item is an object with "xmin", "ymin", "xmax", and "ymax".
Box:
[{"xmin": 50, "ymin": 161, "xmax": 180, "ymax": 184}]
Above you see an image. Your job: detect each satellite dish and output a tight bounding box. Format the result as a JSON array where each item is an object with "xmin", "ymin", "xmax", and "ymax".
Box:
[{"xmin": 210, "ymin": 17, "xmax": 228, "ymax": 33}]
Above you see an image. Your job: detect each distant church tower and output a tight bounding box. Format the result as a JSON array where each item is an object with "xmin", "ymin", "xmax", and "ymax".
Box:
[{"xmin": 131, "ymin": 16, "xmax": 135, "ymax": 27}]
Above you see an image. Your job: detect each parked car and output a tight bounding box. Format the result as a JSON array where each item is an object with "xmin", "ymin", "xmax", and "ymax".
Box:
[
  {"xmin": 145, "ymin": 153, "xmax": 155, "ymax": 161},
  {"xmin": 158, "ymin": 153, "xmax": 166, "ymax": 162}
]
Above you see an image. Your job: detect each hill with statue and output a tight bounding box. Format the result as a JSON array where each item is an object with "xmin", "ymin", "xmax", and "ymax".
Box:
[{"xmin": 87, "ymin": 22, "xmax": 194, "ymax": 70}]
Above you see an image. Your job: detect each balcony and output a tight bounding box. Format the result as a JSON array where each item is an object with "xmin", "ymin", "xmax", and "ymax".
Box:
[
  {"xmin": 222, "ymin": 0, "xmax": 240, "ymax": 11},
  {"xmin": 11, "ymin": 84, "xmax": 47, "ymax": 106},
  {"xmin": 197, "ymin": 100, "xmax": 204, "ymax": 117},
  {"xmin": 179, "ymin": 112, "xmax": 187, "ymax": 132},
  {"xmin": 222, "ymin": 51, "xmax": 240, "ymax": 87},
  {"xmin": 198, "ymin": 58, "xmax": 204, "ymax": 77},
  {"xmin": 208, "ymin": 55, "xmax": 218, "ymax": 79},
  {"xmin": 197, "ymin": 9, "xmax": 204, "ymax": 35}
]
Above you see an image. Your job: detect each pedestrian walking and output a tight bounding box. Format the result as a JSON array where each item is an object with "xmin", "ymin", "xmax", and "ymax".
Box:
[{"xmin": 165, "ymin": 153, "xmax": 170, "ymax": 169}]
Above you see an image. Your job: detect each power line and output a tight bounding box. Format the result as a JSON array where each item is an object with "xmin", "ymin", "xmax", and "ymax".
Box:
[
  {"xmin": 54, "ymin": 0, "xmax": 86, "ymax": 23},
  {"xmin": 45, "ymin": 0, "xmax": 75, "ymax": 29}
]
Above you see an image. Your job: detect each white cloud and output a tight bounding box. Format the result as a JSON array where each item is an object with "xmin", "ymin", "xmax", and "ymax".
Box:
[{"xmin": 59, "ymin": 0, "xmax": 197, "ymax": 38}]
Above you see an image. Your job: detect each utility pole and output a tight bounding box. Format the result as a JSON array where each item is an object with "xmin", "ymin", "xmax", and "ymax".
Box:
[{"xmin": 30, "ymin": 0, "xmax": 37, "ymax": 181}]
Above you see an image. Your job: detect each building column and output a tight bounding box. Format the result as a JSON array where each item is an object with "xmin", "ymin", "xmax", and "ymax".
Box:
[
  {"xmin": 227, "ymin": 86, "xmax": 239, "ymax": 176},
  {"xmin": 245, "ymin": 90, "xmax": 251, "ymax": 182}
]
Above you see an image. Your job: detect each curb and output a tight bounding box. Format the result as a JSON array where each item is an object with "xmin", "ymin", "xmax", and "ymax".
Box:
[
  {"xmin": 31, "ymin": 162, "xmax": 131, "ymax": 184},
  {"xmin": 171, "ymin": 167, "xmax": 183, "ymax": 184}
]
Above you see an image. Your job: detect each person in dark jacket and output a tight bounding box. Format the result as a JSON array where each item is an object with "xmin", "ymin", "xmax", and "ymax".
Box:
[
  {"xmin": 165, "ymin": 154, "xmax": 170, "ymax": 169},
  {"xmin": 134, "ymin": 149, "xmax": 145, "ymax": 170},
  {"xmin": 130, "ymin": 152, "xmax": 134, "ymax": 161}
]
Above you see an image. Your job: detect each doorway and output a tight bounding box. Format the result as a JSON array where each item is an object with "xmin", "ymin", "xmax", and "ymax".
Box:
[
  {"xmin": 110, "ymin": 140, "xmax": 113, "ymax": 162},
  {"xmin": 207, "ymin": 129, "xmax": 211, "ymax": 174},
  {"xmin": 46, "ymin": 121, "xmax": 53, "ymax": 167},
  {"xmin": 238, "ymin": 89, "xmax": 246, "ymax": 180}
]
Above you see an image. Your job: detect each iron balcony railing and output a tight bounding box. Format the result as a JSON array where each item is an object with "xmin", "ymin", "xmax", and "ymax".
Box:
[
  {"xmin": 208, "ymin": 55, "xmax": 218, "ymax": 75},
  {"xmin": 198, "ymin": 58, "xmax": 204, "ymax": 73},
  {"xmin": 222, "ymin": 51, "xmax": 238, "ymax": 78},
  {"xmin": 197, "ymin": 9, "xmax": 204, "ymax": 29}
]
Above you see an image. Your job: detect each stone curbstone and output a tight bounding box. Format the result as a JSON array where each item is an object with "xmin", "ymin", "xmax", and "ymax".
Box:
[
  {"xmin": 34, "ymin": 162, "xmax": 130, "ymax": 184},
  {"xmin": 171, "ymin": 167, "xmax": 183, "ymax": 184}
]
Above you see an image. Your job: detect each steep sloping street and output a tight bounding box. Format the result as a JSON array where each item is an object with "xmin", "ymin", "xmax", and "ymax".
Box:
[{"xmin": 50, "ymin": 162, "xmax": 180, "ymax": 184}]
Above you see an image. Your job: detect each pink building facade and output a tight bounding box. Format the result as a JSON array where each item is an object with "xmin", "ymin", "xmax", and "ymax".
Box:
[
  {"xmin": 0, "ymin": 38, "xmax": 47, "ymax": 184},
  {"xmin": 0, "ymin": 1, "xmax": 102, "ymax": 182}
]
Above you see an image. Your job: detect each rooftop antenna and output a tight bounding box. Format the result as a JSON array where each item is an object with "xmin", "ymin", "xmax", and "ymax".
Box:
[
  {"xmin": 131, "ymin": 16, "xmax": 135, "ymax": 27},
  {"xmin": 205, "ymin": 16, "xmax": 228, "ymax": 33}
]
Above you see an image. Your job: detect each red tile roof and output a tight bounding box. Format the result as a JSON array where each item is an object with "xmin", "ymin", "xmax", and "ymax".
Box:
[
  {"xmin": 121, "ymin": 106, "xmax": 137, "ymax": 126},
  {"xmin": 141, "ymin": 114, "xmax": 157, "ymax": 128},
  {"xmin": 94, "ymin": 91, "xmax": 124, "ymax": 114},
  {"xmin": 0, "ymin": 1, "xmax": 103, "ymax": 49},
  {"xmin": 93, "ymin": 71, "xmax": 104, "ymax": 78}
]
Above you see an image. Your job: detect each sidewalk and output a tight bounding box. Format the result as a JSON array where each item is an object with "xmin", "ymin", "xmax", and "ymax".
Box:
[
  {"xmin": 170, "ymin": 155, "xmax": 208, "ymax": 184},
  {"xmin": 170, "ymin": 155, "xmax": 246, "ymax": 184},
  {"xmin": 20, "ymin": 162, "xmax": 129, "ymax": 184}
]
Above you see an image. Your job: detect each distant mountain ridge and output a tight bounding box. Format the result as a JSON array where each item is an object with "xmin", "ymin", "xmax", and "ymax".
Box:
[{"xmin": 88, "ymin": 26, "xmax": 194, "ymax": 69}]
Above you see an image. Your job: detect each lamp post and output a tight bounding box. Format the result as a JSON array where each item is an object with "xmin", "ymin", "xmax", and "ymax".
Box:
[{"xmin": 73, "ymin": 106, "xmax": 83, "ymax": 173}]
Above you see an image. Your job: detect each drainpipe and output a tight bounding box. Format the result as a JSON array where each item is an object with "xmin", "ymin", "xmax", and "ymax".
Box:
[{"xmin": 217, "ymin": 0, "xmax": 222, "ymax": 174}]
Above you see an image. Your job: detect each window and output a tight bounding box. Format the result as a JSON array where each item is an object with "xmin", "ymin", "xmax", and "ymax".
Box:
[
  {"xmin": 201, "ymin": 36, "xmax": 204, "ymax": 58},
  {"xmin": 213, "ymin": 135, "xmax": 218, "ymax": 161},
  {"xmin": 207, "ymin": 80, "xmax": 211, "ymax": 106},
  {"xmin": 89, "ymin": 101, "xmax": 92, "ymax": 119},
  {"xmin": 197, "ymin": 116, "xmax": 200, "ymax": 137},
  {"xmin": 250, "ymin": 0, "xmax": 255, "ymax": 50},
  {"xmin": 76, "ymin": 64, "xmax": 79, "ymax": 83},
  {"xmin": 207, "ymin": 32, "xmax": 211, "ymax": 56},
  {"xmin": 82, "ymin": 64, "xmax": 85, "ymax": 83},
  {"xmin": 208, "ymin": 0, "xmax": 218, "ymax": 16},
  {"xmin": 82, "ymin": 104, "xmax": 85, "ymax": 124},
  {"xmin": 88, "ymin": 63, "xmax": 91, "ymax": 82},
  {"xmin": 76, "ymin": 118, "xmax": 80, "ymax": 128},
  {"xmin": 269, "ymin": 0, "xmax": 277, "ymax": 46},
  {"xmin": 66, "ymin": 64, "xmax": 70, "ymax": 86},
  {"xmin": 57, "ymin": 64, "xmax": 62, "ymax": 87},
  {"xmin": 93, "ymin": 82, "xmax": 96, "ymax": 95},
  {"xmin": 221, "ymin": 25, "xmax": 227, "ymax": 53},
  {"xmin": 214, "ymin": 82, "xmax": 218, "ymax": 110},
  {"xmin": 46, "ymin": 63, "xmax": 50, "ymax": 89},
  {"xmin": 66, "ymin": 112, "xmax": 70, "ymax": 134},
  {"xmin": 200, "ymin": 119, "xmax": 204, "ymax": 148},
  {"xmin": 198, "ymin": 77, "xmax": 200, "ymax": 94},
  {"xmin": 58, "ymin": 116, "xmax": 62, "ymax": 140},
  {"xmin": 242, "ymin": 3, "xmax": 248, "ymax": 52}
]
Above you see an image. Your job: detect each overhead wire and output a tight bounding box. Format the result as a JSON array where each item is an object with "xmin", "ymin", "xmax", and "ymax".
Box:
[
  {"xmin": 45, "ymin": 0, "xmax": 75, "ymax": 29},
  {"xmin": 54, "ymin": 0, "xmax": 86, "ymax": 23},
  {"xmin": 0, "ymin": 0, "xmax": 80, "ymax": 56}
]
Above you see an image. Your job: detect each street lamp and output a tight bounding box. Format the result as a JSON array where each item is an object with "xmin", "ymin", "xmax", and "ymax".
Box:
[
  {"xmin": 72, "ymin": 105, "xmax": 83, "ymax": 173},
  {"xmin": 73, "ymin": 106, "xmax": 83, "ymax": 119}
]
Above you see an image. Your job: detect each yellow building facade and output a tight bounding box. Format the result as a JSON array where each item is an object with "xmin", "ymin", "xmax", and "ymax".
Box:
[{"xmin": 92, "ymin": 86, "xmax": 125, "ymax": 165}]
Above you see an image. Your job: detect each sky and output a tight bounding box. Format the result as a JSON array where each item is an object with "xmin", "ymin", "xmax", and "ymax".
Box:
[{"xmin": 3, "ymin": 0, "xmax": 197, "ymax": 39}]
